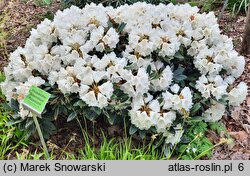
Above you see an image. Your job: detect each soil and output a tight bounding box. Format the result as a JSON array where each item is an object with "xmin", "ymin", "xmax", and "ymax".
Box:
[{"xmin": 0, "ymin": 0, "xmax": 249, "ymax": 160}]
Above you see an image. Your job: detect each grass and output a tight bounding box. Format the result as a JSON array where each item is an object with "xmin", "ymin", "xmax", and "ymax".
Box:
[
  {"xmin": 229, "ymin": 0, "xmax": 248, "ymax": 15},
  {"xmin": 0, "ymin": 72, "xmax": 29, "ymax": 159},
  {"xmin": 76, "ymin": 132, "xmax": 166, "ymax": 160},
  {"xmin": 15, "ymin": 134, "xmax": 167, "ymax": 160}
]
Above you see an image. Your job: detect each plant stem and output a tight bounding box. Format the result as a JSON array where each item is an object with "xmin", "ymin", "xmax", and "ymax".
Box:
[
  {"xmin": 92, "ymin": 121, "xmax": 95, "ymax": 144},
  {"xmin": 123, "ymin": 116, "xmax": 127, "ymax": 139},
  {"xmin": 32, "ymin": 114, "xmax": 49, "ymax": 159},
  {"xmin": 177, "ymin": 133, "xmax": 201, "ymax": 160},
  {"xmin": 193, "ymin": 139, "xmax": 227, "ymax": 160},
  {"xmin": 77, "ymin": 117, "xmax": 85, "ymax": 138},
  {"xmin": 167, "ymin": 124, "xmax": 184, "ymax": 160},
  {"xmin": 218, "ymin": 0, "xmax": 229, "ymax": 22}
]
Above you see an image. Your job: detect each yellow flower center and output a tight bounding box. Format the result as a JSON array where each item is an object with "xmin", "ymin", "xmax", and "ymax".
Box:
[
  {"xmin": 179, "ymin": 94, "xmax": 184, "ymax": 99},
  {"xmin": 135, "ymin": 52, "xmax": 141, "ymax": 59},
  {"xmin": 176, "ymin": 30, "xmax": 185, "ymax": 37},
  {"xmin": 139, "ymin": 105, "xmax": 152, "ymax": 116},
  {"xmin": 206, "ymin": 56, "xmax": 213, "ymax": 62},
  {"xmin": 161, "ymin": 37, "xmax": 170, "ymax": 43},
  {"xmin": 190, "ymin": 15, "xmax": 195, "ymax": 21},
  {"xmin": 89, "ymin": 83, "xmax": 100, "ymax": 97},
  {"xmin": 139, "ymin": 35, "xmax": 149, "ymax": 42},
  {"xmin": 89, "ymin": 18, "xmax": 100, "ymax": 27},
  {"xmin": 160, "ymin": 109, "xmax": 169, "ymax": 116},
  {"xmin": 152, "ymin": 23, "xmax": 161, "ymax": 29},
  {"xmin": 71, "ymin": 43, "xmax": 84, "ymax": 58}
]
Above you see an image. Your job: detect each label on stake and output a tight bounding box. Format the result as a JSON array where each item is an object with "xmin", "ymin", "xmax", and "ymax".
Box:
[{"xmin": 21, "ymin": 85, "xmax": 51, "ymax": 117}]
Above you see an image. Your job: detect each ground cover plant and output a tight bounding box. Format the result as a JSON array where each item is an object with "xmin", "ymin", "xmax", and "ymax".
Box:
[{"xmin": 0, "ymin": 2, "xmax": 248, "ymax": 159}]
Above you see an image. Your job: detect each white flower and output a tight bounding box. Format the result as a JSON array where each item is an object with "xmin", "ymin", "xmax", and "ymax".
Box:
[
  {"xmin": 38, "ymin": 54, "xmax": 62, "ymax": 75},
  {"xmin": 102, "ymin": 28, "xmax": 119, "ymax": 48},
  {"xmin": 165, "ymin": 124, "xmax": 184, "ymax": 145},
  {"xmin": 121, "ymin": 68, "xmax": 150, "ymax": 97},
  {"xmin": 224, "ymin": 76, "xmax": 235, "ymax": 85},
  {"xmin": 75, "ymin": 63, "xmax": 106, "ymax": 86},
  {"xmin": 57, "ymin": 67, "xmax": 80, "ymax": 94},
  {"xmin": 196, "ymin": 75, "xmax": 227, "ymax": 100},
  {"xmin": 79, "ymin": 80, "xmax": 113, "ymax": 109},
  {"xmin": 122, "ymin": 48, "xmax": 151, "ymax": 68},
  {"xmin": 170, "ymin": 84, "xmax": 180, "ymax": 94},
  {"xmin": 0, "ymin": 81, "xmax": 19, "ymax": 101},
  {"xmin": 130, "ymin": 95, "xmax": 160, "ymax": 130},
  {"xmin": 228, "ymin": 82, "xmax": 248, "ymax": 106},
  {"xmin": 156, "ymin": 111, "xmax": 176, "ymax": 133},
  {"xmin": 150, "ymin": 65, "xmax": 173, "ymax": 91},
  {"xmin": 19, "ymin": 104, "xmax": 33, "ymax": 119},
  {"xmin": 4, "ymin": 47, "xmax": 32, "ymax": 82},
  {"xmin": 162, "ymin": 91, "xmax": 174, "ymax": 109},
  {"xmin": 48, "ymin": 71, "xmax": 59, "ymax": 86},
  {"xmin": 203, "ymin": 101, "xmax": 225, "ymax": 122},
  {"xmin": 172, "ymin": 87, "xmax": 193, "ymax": 113}
]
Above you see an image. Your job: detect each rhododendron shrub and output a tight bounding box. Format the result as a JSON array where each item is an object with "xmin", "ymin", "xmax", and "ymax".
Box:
[{"xmin": 1, "ymin": 3, "xmax": 247, "ymax": 146}]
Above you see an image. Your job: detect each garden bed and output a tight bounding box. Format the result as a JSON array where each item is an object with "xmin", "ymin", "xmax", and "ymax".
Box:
[{"xmin": 0, "ymin": 0, "xmax": 249, "ymax": 160}]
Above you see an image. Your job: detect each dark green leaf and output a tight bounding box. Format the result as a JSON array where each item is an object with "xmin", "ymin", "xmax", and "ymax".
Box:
[
  {"xmin": 103, "ymin": 110, "xmax": 116, "ymax": 125},
  {"xmin": 190, "ymin": 103, "xmax": 202, "ymax": 115},
  {"xmin": 117, "ymin": 22, "xmax": 126, "ymax": 33},
  {"xmin": 10, "ymin": 99, "xmax": 19, "ymax": 112},
  {"xmin": 25, "ymin": 119, "xmax": 34, "ymax": 129},
  {"xmin": 154, "ymin": 135, "xmax": 164, "ymax": 148},
  {"xmin": 5, "ymin": 120, "xmax": 23, "ymax": 126},
  {"xmin": 73, "ymin": 100, "xmax": 86, "ymax": 108},
  {"xmin": 163, "ymin": 56, "xmax": 174, "ymax": 62},
  {"xmin": 174, "ymin": 74, "xmax": 187, "ymax": 81},
  {"xmin": 187, "ymin": 116, "xmax": 206, "ymax": 122},
  {"xmin": 84, "ymin": 107, "xmax": 102, "ymax": 121},
  {"xmin": 146, "ymin": 65, "xmax": 151, "ymax": 74},
  {"xmin": 43, "ymin": 82, "xmax": 51, "ymax": 87},
  {"xmin": 67, "ymin": 111, "xmax": 77, "ymax": 122},
  {"xmin": 2, "ymin": 102, "xmax": 12, "ymax": 111},
  {"xmin": 107, "ymin": 20, "xmax": 113, "ymax": 28},
  {"xmin": 53, "ymin": 106, "xmax": 60, "ymax": 120},
  {"xmin": 173, "ymin": 66, "xmax": 185, "ymax": 75},
  {"xmin": 129, "ymin": 125, "xmax": 138, "ymax": 135},
  {"xmin": 174, "ymin": 51, "xmax": 184, "ymax": 60},
  {"xmin": 194, "ymin": 93, "xmax": 202, "ymax": 99},
  {"xmin": 150, "ymin": 71, "xmax": 160, "ymax": 80},
  {"xmin": 139, "ymin": 130, "xmax": 146, "ymax": 139},
  {"xmin": 189, "ymin": 82, "xmax": 196, "ymax": 89}
]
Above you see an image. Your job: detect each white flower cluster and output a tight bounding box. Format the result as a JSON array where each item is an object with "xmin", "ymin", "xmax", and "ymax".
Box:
[{"xmin": 1, "ymin": 3, "xmax": 247, "ymax": 145}]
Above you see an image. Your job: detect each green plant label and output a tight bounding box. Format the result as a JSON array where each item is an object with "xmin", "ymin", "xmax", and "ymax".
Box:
[{"xmin": 21, "ymin": 85, "xmax": 51, "ymax": 117}]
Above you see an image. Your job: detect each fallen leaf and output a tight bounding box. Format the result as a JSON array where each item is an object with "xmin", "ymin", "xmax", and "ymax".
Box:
[
  {"xmin": 231, "ymin": 107, "xmax": 241, "ymax": 122},
  {"xmin": 229, "ymin": 131, "xmax": 248, "ymax": 143},
  {"xmin": 246, "ymin": 96, "xmax": 250, "ymax": 106},
  {"xmin": 242, "ymin": 124, "xmax": 250, "ymax": 134},
  {"xmin": 231, "ymin": 152, "xmax": 250, "ymax": 160}
]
